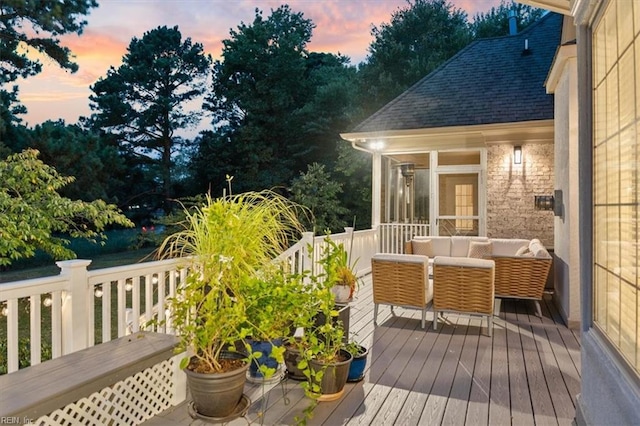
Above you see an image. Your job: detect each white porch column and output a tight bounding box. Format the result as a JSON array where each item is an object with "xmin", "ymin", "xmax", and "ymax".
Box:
[
  {"xmin": 57, "ymin": 259, "xmax": 92, "ymax": 354},
  {"xmin": 372, "ymin": 152, "xmax": 382, "ymax": 228}
]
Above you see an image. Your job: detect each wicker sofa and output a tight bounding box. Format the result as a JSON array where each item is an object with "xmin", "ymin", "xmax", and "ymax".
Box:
[{"xmin": 405, "ymin": 236, "xmax": 552, "ymax": 316}]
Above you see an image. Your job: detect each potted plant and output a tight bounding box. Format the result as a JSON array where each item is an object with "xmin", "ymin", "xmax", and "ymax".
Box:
[
  {"xmin": 317, "ymin": 235, "xmax": 360, "ymax": 304},
  {"xmin": 297, "ymin": 276, "xmax": 352, "ymax": 403},
  {"xmin": 345, "ymin": 341, "xmax": 369, "ymax": 382},
  {"xmin": 241, "ymin": 264, "xmax": 309, "ymax": 382},
  {"xmin": 158, "ymin": 188, "xmax": 306, "ymax": 419}
]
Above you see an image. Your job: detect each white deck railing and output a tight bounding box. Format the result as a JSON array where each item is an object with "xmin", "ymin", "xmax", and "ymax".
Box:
[
  {"xmin": 0, "ymin": 258, "xmax": 189, "ymax": 373},
  {"xmin": 1, "ymin": 226, "xmax": 385, "ymax": 374},
  {"xmin": 275, "ymin": 227, "xmax": 378, "ymax": 279},
  {"xmin": 378, "ymin": 222, "xmax": 430, "ymax": 253}
]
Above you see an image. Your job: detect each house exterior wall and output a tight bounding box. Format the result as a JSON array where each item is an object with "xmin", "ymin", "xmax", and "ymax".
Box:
[
  {"xmin": 486, "ymin": 143, "xmax": 554, "ymax": 247},
  {"xmin": 548, "ymin": 43, "xmax": 581, "ymax": 328},
  {"xmin": 571, "ymin": 1, "xmax": 640, "ymax": 425}
]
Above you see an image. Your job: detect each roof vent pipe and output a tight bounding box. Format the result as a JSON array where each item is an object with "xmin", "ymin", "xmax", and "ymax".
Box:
[{"xmin": 508, "ymin": 10, "xmax": 517, "ymax": 35}]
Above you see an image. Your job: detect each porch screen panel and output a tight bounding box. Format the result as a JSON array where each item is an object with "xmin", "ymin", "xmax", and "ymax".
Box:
[
  {"xmin": 414, "ymin": 169, "xmax": 430, "ymax": 223},
  {"xmin": 593, "ymin": 0, "xmax": 640, "ymax": 375}
]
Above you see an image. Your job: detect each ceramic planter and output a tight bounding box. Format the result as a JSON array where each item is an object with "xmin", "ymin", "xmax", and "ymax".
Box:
[
  {"xmin": 309, "ymin": 349, "xmax": 353, "ymax": 401},
  {"xmin": 284, "ymin": 342, "xmax": 306, "ymax": 380},
  {"xmin": 347, "ymin": 344, "xmax": 368, "ymax": 382},
  {"xmin": 331, "ymin": 285, "xmax": 351, "ymax": 304},
  {"xmin": 247, "ymin": 338, "xmax": 283, "ymax": 379}
]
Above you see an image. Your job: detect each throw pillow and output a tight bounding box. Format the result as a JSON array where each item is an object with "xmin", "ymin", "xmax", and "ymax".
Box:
[
  {"xmin": 412, "ymin": 239, "xmax": 434, "ymax": 257},
  {"xmin": 468, "ymin": 241, "xmax": 493, "ymax": 258},
  {"xmin": 515, "ymin": 245, "xmax": 531, "ymax": 256}
]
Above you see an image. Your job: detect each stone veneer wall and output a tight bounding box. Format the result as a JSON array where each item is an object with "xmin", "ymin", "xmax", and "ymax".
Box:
[{"xmin": 486, "ymin": 143, "xmax": 554, "ymax": 248}]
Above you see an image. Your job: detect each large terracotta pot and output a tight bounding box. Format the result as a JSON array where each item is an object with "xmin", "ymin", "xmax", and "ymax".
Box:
[{"xmin": 184, "ymin": 351, "xmax": 249, "ymax": 418}]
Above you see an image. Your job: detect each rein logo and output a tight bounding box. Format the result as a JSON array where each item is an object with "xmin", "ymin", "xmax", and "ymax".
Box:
[{"xmin": 0, "ymin": 417, "xmax": 33, "ymax": 424}]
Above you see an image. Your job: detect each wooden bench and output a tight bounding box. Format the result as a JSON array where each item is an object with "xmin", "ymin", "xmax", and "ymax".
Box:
[{"xmin": 0, "ymin": 331, "xmax": 179, "ymax": 422}]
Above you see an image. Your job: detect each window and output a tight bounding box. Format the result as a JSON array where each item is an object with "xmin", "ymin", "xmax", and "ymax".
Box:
[
  {"xmin": 593, "ymin": 0, "xmax": 639, "ymax": 374},
  {"xmin": 455, "ymin": 184, "xmax": 474, "ymax": 231}
]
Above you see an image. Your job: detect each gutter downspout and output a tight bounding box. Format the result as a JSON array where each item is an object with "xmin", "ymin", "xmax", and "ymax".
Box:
[{"xmin": 348, "ymin": 140, "xmax": 382, "ymax": 230}]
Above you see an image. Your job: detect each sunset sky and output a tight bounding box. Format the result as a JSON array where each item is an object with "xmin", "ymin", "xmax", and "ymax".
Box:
[{"xmin": 15, "ymin": 0, "xmax": 503, "ymax": 127}]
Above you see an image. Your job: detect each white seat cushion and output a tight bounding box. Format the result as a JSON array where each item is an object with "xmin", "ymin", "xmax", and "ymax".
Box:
[
  {"xmin": 372, "ymin": 253, "xmax": 428, "ymax": 264},
  {"xmin": 414, "ymin": 236, "xmax": 451, "ymax": 256},
  {"xmin": 490, "ymin": 238, "xmax": 530, "ymax": 256},
  {"xmin": 434, "ymin": 256, "xmax": 495, "ymax": 269},
  {"xmin": 450, "ymin": 236, "xmax": 489, "ymax": 257},
  {"xmin": 529, "ymin": 239, "xmax": 551, "ymax": 258}
]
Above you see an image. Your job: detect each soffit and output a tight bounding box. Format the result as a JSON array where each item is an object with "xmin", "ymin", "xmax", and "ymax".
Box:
[
  {"xmin": 342, "ymin": 119, "xmax": 554, "ymax": 155},
  {"xmin": 518, "ymin": 0, "xmax": 572, "ymax": 15}
]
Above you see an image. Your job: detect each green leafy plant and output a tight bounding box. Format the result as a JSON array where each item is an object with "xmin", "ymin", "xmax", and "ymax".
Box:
[
  {"xmin": 242, "ymin": 265, "xmax": 312, "ymax": 340},
  {"xmin": 157, "ymin": 188, "xmax": 307, "ymax": 374},
  {"xmin": 0, "ymin": 149, "xmax": 134, "ymax": 266},
  {"xmin": 317, "ymin": 235, "xmax": 360, "ymax": 299},
  {"xmin": 240, "ymin": 264, "xmax": 312, "ymax": 378},
  {"xmin": 295, "ymin": 271, "xmax": 347, "ymax": 388}
]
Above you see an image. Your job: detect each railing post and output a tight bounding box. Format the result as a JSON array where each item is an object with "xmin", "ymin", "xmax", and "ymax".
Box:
[{"xmin": 57, "ymin": 259, "xmax": 92, "ymax": 355}]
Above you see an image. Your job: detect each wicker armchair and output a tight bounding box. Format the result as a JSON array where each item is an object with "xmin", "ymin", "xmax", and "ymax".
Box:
[
  {"xmin": 432, "ymin": 256, "xmax": 495, "ymax": 336},
  {"xmin": 489, "ymin": 256, "xmax": 552, "ymax": 317},
  {"xmin": 371, "ymin": 253, "xmax": 432, "ymax": 329}
]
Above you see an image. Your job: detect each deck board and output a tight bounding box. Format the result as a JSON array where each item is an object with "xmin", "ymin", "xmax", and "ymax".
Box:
[{"xmin": 145, "ymin": 275, "xmax": 581, "ymax": 426}]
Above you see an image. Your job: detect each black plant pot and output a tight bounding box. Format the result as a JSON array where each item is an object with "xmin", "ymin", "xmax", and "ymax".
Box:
[
  {"xmin": 314, "ymin": 304, "xmax": 350, "ymax": 344},
  {"xmin": 284, "ymin": 342, "xmax": 306, "ymax": 380},
  {"xmin": 184, "ymin": 351, "xmax": 249, "ymax": 418},
  {"xmin": 309, "ymin": 349, "xmax": 353, "ymax": 401}
]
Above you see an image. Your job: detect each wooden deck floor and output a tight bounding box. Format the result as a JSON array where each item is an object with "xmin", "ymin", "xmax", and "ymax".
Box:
[{"xmin": 145, "ymin": 275, "xmax": 581, "ymax": 425}]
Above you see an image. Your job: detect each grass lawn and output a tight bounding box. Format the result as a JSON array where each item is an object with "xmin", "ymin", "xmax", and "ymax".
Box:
[{"xmin": 0, "ymin": 248, "xmax": 158, "ymax": 283}]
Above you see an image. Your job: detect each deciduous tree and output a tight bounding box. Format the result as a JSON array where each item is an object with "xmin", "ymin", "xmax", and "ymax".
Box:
[
  {"xmin": 471, "ymin": 1, "xmax": 545, "ymax": 39},
  {"xmin": 0, "ymin": 149, "xmax": 133, "ymax": 266},
  {"xmin": 289, "ymin": 163, "xmax": 348, "ymax": 233},
  {"xmin": 26, "ymin": 120, "xmax": 125, "ymax": 202},
  {"xmin": 359, "ymin": 0, "xmax": 471, "ymax": 111}
]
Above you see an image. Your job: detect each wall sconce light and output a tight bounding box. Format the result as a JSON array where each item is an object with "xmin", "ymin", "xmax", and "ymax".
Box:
[
  {"xmin": 534, "ymin": 195, "xmax": 554, "ymax": 211},
  {"xmin": 553, "ymin": 189, "xmax": 563, "ymax": 217},
  {"xmin": 514, "ymin": 146, "xmax": 522, "ymax": 164}
]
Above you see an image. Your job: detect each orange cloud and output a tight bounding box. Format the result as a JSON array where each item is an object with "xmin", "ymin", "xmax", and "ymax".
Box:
[{"xmin": 16, "ymin": 0, "xmax": 502, "ymax": 126}]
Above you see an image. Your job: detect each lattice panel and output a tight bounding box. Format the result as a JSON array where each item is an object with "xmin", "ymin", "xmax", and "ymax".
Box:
[{"xmin": 36, "ymin": 359, "xmax": 175, "ymax": 425}]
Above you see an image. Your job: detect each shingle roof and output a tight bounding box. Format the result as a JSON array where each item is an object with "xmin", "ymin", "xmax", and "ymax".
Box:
[{"xmin": 351, "ymin": 12, "xmax": 563, "ymax": 133}]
